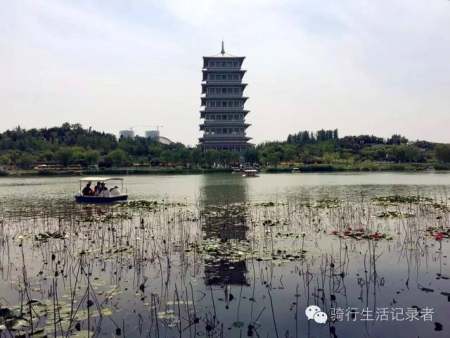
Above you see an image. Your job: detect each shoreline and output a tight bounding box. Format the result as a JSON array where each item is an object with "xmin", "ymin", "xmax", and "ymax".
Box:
[{"xmin": 1, "ymin": 163, "xmax": 450, "ymax": 177}]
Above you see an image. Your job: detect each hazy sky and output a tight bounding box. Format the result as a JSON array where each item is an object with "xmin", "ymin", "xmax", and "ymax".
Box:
[{"xmin": 2, "ymin": 0, "xmax": 450, "ymax": 145}]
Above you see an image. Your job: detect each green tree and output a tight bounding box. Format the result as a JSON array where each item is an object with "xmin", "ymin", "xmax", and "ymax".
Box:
[
  {"xmin": 17, "ymin": 153, "xmax": 36, "ymax": 169},
  {"xmin": 71, "ymin": 147, "xmax": 86, "ymax": 163},
  {"xmin": 283, "ymin": 144, "xmax": 297, "ymax": 161},
  {"xmin": 39, "ymin": 150, "xmax": 55, "ymax": 162},
  {"xmin": 84, "ymin": 149, "xmax": 100, "ymax": 165},
  {"xmin": 105, "ymin": 149, "xmax": 129, "ymax": 167},
  {"xmin": 435, "ymin": 144, "xmax": 450, "ymax": 163},
  {"xmin": 177, "ymin": 148, "xmax": 192, "ymax": 166},
  {"xmin": 159, "ymin": 150, "xmax": 174, "ymax": 164},
  {"xmin": 191, "ymin": 147, "xmax": 203, "ymax": 166},
  {"xmin": 204, "ymin": 150, "xmax": 220, "ymax": 168},
  {"xmin": 360, "ymin": 145, "xmax": 388, "ymax": 161},
  {"xmin": 265, "ymin": 152, "xmax": 282, "ymax": 166},
  {"xmin": 55, "ymin": 147, "xmax": 74, "ymax": 166},
  {"xmin": 0, "ymin": 153, "xmax": 11, "ymax": 165},
  {"xmin": 244, "ymin": 148, "xmax": 258, "ymax": 163},
  {"xmin": 387, "ymin": 134, "xmax": 408, "ymax": 145},
  {"xmin": 389, "ymin": 145, "xmax": 423, "ymax": 163}
]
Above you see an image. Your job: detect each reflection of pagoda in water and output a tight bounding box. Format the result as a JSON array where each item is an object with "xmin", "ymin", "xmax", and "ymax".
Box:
[{"xmin": 199, "ymin": 176, "xmax": 249, "ymax": 285}]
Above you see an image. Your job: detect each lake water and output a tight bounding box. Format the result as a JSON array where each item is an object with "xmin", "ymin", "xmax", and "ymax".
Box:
[{"xmin": 0, "ymin": 172, "xmax": 449, "ymax": 337}]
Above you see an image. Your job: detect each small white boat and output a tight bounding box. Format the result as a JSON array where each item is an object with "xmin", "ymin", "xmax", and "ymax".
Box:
[
  {"xmin": 75, "ymin": 177, "xmax": 128, "ymax": 203},
  {"xmin": 242, "ymin": 169, "xmax": 259, "ymax": 177},
  {"xmin": 292, "ymin": 168, "xmax": 300, "ymax": 173}
]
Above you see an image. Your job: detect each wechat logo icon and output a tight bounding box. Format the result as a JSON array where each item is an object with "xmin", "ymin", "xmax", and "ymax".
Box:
[{"xmin": 305, "ymin": 305, "xmax": 328, "ymax": 324}]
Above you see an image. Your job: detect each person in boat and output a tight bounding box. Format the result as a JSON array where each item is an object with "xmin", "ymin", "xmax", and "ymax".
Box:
[
  {"xmin": 99, "ymin": 182, "xmax": 110, "ymax": 197},
  {"xmin": 82, "ymin": 182, "xmax": 93, "ymax": 196},
  {"xmin": 94, "ymin": 181, "xmax": 102, "ymax": 196},
  {"xmin": 109, "ymin": 185, "xmax": 121, "ymax": 196}
]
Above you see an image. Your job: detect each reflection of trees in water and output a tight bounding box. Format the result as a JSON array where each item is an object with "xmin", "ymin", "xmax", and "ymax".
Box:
[{"xmin": 199, "ymin": 176, "xmax": 249, "ymax": 285}]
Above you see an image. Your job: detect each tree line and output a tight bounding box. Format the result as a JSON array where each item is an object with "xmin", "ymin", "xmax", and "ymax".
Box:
[{"xmin": 0, "ymin": 123, "xmax": 449, "ymax": 170}]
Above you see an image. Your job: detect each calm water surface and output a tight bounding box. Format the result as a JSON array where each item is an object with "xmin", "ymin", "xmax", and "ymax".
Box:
[
  {"xmin": 1, "ymin": 171, "xmax": 450, "ymax": 201},
  {"xmin": 0, "ymin": 172, "xmax": 449, "ymax": 338}
]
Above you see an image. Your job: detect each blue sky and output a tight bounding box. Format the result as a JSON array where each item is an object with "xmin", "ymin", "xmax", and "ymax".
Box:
[{"xmin": 1, "ymin": 0, "xmax": 450, "ymax": 145}]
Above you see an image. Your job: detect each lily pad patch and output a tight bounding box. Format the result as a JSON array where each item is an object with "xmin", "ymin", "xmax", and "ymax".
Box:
[{"xmin": 331, "ymin": 227, "xmax": 393, "ymax": 241}]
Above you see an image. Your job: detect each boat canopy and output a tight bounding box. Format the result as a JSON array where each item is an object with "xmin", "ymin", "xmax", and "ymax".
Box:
[{"xmin": 79, "ymin": 177, "xmax": 124, "ymax": 182}]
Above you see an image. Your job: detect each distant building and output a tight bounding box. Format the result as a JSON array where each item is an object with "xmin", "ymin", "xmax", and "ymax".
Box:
[
  {"xmin": 145, "ymin": 129, "xmax": 173, "ymax": 145},
  {"xmin": 119, "ymin": 129, "xmax": 135, "ymax": 139},
  {"xmin": 145, "ymin": 130, "xmax": 160, "ymax": 140},
  {"xmin": 199, "ymin": 42, "xmax": 251, "ymax": 152}
]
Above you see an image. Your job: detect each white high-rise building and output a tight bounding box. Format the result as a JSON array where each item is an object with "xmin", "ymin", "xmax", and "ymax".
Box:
[
  {"xmin": 119, "ymin": 129, "xmax": 135, "ymax": 139},
  {"xmin": 145, "ymin": 130, "xmax": 160, "ymax": 140}
]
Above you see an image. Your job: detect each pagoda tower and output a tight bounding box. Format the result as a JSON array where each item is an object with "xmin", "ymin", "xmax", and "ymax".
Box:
[{"xmin": 199, "ymin": 42, "xmax": 251, "ymax": 151}]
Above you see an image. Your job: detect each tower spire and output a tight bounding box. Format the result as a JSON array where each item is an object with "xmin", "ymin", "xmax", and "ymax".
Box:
[{"xmin": 221, "ymin": 40, "xmax": 225, "ymax": 55}]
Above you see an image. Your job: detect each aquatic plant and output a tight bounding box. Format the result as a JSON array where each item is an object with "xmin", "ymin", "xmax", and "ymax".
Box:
[{"xmin": 0, "ymin": 189, "xmax": 448, "ymax": 337}]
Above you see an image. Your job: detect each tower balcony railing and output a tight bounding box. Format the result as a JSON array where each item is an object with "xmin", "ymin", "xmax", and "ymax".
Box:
[
  {"xmin": 202, "ymin": 67, "xmax": 245, "ymax": 72},
  {"xmin": 201, "ymin": 94, "xmax": 246, "ymax": 98},
  {"xmin": 202, "ymin": 80, "xmax": 244, "ymax": 85},
  {"xmin": 199, "ymin": 131, "xmax": 252, "ymax": 135},
  {"xmin": 202, "ymin": 82, "xmax": 247, "ymax": 88},
  {"xmin": 201, "ymin": 99, "xmax": 248, "ymax": 107},
  {"xmin": 200, "ymin": 107, "xmax": 246, "ymax": 111},
  {"xmin": 199, "ymin": 135, "xmax": 252, "ymax": 142},
  {"xmin": 200, "ymin": 122, "xmax": 250, "ymax": 130},
  {"xmin": 201, "ymin": 120, "xmax": 249, "ymax": 124},
  {"xmin": 201, "ymin": 110, "xmax": 249, "ymax": 118}
]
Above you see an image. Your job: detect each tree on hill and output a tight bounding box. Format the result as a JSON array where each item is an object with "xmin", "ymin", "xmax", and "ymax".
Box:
[
  {"xmin": 435, "ymin": 144, "xmax": 450, "ymax": 163},
  {"xmin": 103, "ymin": 149, "xmax": 130, "ymax": 167}
]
